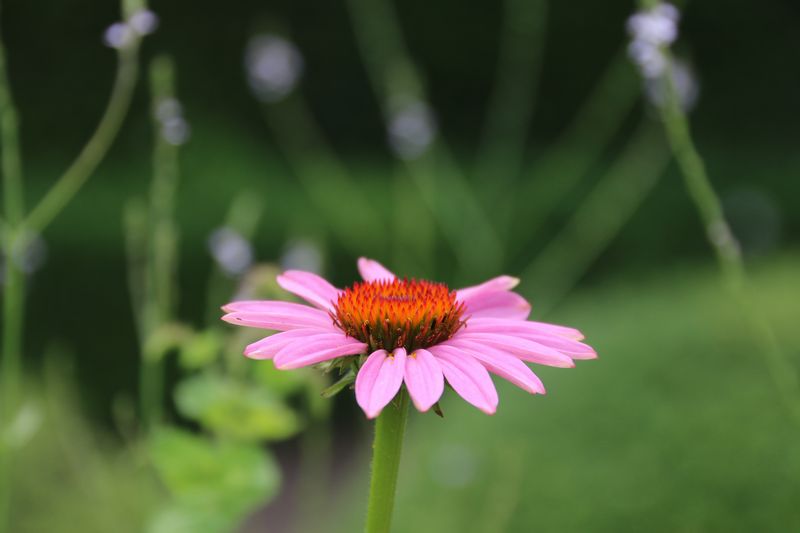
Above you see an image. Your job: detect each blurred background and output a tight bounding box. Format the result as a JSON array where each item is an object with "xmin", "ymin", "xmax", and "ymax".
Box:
[{"xmin": 2, "ymin": 0, "xmax": 799, "ymax": 531}]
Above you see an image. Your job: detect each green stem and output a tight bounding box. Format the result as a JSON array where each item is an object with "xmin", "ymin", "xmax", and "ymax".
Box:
[
  {"xmin": 521, "ymin": 119, "xmax": 670, "ymax": 314},
  {"xmin": 477, "ymin": 0, "xmax": 547, "ymax": 202},
  {"xmin": 654, "ymin": 47, "xmax": 800, "ymax": 422},
  {"xmin": 0, "ymin": 3, "xmax": 26, "ymax": 527},
  {"xmin": 365, "ymin": 390, "xmax": 409, "ymax": 533},
  {"xmin": 137, "ymin": 54, "xmax": 181, "ymax": 431},
  {"xmin": 22, "ymin": 40, "xmax": 140, "ymax": 233}
]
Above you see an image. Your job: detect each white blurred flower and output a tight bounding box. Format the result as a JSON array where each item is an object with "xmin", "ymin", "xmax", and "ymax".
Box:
[
  {"xmin": 209, "ymin": 227, "xmax": 254, "ymax": 276},
  {"xmin": 387, "ymin": 100, "xmax": 437, "ymax": 160},
  {"xmin": 129, "ymin": 9, "xmax": 159, "ymax": 36},
  {"xmin": 280, "ymin": 240, "xmax": 323, "ymax": 274},
  {"xmin": 645, "ymin": 59, "xmax": 699, "ymax": 111},
  {"xmin": 154, "ymin": 97, "xmax": 191, "ymax": 146},
  {"xmin": 626, "ymin": 3, "xmax": 679, "ymax": 47},
  {"xmin": 626, "ymin": 3, "xmax": 681, "ymax": 80},
  {"xmin": 627, "ymin": 39, "xmax": 668, "ymax": 79},
  {"xmin": 245, "ymin": 35, "xmax": 304, "ymax": 103},
  {"xmin": 103, "ymin": 9, "xmax": 158, "ymax": 49},
  {"xmin": 0, "ymin": 231, "xmax": 47, "ymax": 281},
  {"xmin": 103, "ymin": 22, "xmax": 135, "ymax": 49},
  {"xmin": 156, "ymin": 97, "xmax": 183, "ymax": 122},
  {"xmin": 161, "ymin": 117, "xmax": 191, "ymax": 146}
]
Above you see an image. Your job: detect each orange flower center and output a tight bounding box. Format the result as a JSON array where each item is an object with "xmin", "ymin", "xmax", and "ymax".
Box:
[{"xmin": 332, "ymin": 278, "xmax": 465, "ymax": 352}]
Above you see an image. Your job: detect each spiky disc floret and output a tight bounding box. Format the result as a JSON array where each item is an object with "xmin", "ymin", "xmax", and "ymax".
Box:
[{"xmin": 332, "ymin": 278, "xmax": 465, "ymax": 353}]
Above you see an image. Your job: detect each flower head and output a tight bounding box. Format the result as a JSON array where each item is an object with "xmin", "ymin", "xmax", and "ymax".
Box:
[
  {"xmin": 244, "ymin": 34, "xmax": 304, "ymax": 103},
  {"xmin": 222, "ymin": 258, "xmax": 596, "ymax": 418},
  {"xmin": 626, "ymin": 2, "xmax": 680, "ymax": 79}
]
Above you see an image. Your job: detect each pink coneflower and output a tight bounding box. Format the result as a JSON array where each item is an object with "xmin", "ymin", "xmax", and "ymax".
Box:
[{"xmin": 222, "ymin": 257, "xmax": 596, "ymax": 418}]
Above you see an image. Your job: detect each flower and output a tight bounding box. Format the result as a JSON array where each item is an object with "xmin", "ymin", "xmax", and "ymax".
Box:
[
  {"xmin": 626, "ymin": 2, "xmax": 680, "ymax": 79},
  {"xmin": 103, "ymin": 9, "xmax": 158, "ymax": 49},
  {"xmin": 244, "ymin": 34, "xmax": 304, "ymax": 103},
  {"xmin": 222, "ymin": 257, "xmax": 596, "ymax": 418}
]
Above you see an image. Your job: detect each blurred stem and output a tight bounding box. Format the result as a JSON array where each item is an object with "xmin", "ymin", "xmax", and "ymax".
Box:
[
  {"xmin": 139, "ymin": 55, "xmax": 181, "ymax": 431},
  {"xmin": 203, "ymin": 193, "xmax": 263, "ymax": 328},
  {"xmin": 0, "ymin": 4, "xmax": 25, "ymax": 528},
  {"xmin": 22, "ymin": 40, "xmax": 140, "ymax": 233},
  {"xmin": 654, "ymin": 47, "xmax": 800, "ymax": 421},
  {"xmin": 365, "ymin": 390, "xmax": 408, "ymax": 533},
  {"xmin": 294, "ymin": 399, "xmax": 333, "ymax": 533},
  {"xmin": 345, "ymin": 0, "xmax": 502, "ymax": 279},
  {"xmin": 477, "ymin": 0, "xmax": 547, "ymax": 198},
  {"xmin": 261, "ymin": 96, "xmax": 389, "ymax": 257},
  {"xmin": 511, "ymin": 52, "xmax": 639, "ymax": 257},
  {"xmin": 521, "ymin": 119, "xmax": 670, "ymax": 314},
  {"xmin": 0, "ymin": 1, "xmax": 24, "ymax": 402}
]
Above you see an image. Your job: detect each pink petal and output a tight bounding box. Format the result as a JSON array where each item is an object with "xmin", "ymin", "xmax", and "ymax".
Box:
[
  {"xmin": 435, "ymin": 342, "xmax": 545, "ymax": 394},
  {"xmin": 404, "ymin": 349, "xmax": 445, "ymax": 412},
  {"xmin": 456, "ymin": 275, "xmax": 520, "ymax": 300},
  {"xmin": 277, "ymin": 270, "xmax": 341, "ymax": 311},
  {"xmin": 222, "ymin": 300, "xmax": 333, "ymax": 326},
  {"xmin": 244, "ymin": 327, "xmax": 341, "ymax": 359},
  {"xmin": 430, "ymin": 348, "xmax": 498, "ymax": 414},
  {"xmin": 274, "ymin": 334, "xmax": 363, "ymax": 360},
  {"xmin": 447, "ymin": 332, "xmax": 575, "ymax": 368},
  {"xmin": 221, "ymin": 301, "xmax": 332, "ymax": 331},
  {"xmin": 508, "ymin": 333, "xmax": 596, "ymax": 359},
  {"xmin": 357, "ymin": 257, "xmax": 396, "ymax": 282},
  {"xmin": 355, "ymin": 348, "xmax": 407, "ymax": 418},
  {"xmin": 460, "ymin": 290, "xmax": 531, "ymax": 320},
  {"xmin": 466, "ymin": 317, "xmax": 585, "ymax": 340},
  {"xmin": 273, "ymin": 340, "xmax": 367, "ymax": 370}
]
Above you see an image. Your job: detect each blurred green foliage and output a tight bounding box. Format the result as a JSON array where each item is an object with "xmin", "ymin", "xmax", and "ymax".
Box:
[
  {"xmin": 2, "ymin": 0, "xmax": 799, "ymax": 531},
  {"xmin": 147, "ymin": 427, "xmax": 280, "ymax": 533}
]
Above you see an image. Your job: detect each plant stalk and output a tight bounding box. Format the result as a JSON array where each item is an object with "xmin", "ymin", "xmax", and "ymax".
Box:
[
  {"xmin": 365, "ymin": 389, "xmax": 409, "ymax": 533},
  {"xmin": 653, "ymin": 41, "xmax": 800, "ymax": 422}
]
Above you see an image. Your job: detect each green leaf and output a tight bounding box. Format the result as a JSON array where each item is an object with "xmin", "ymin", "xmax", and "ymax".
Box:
[
  {"xmin": 251, "ymin": 359, "xmax": 311, "ymax": 397},
  {"xmin": 178, "ymin": 330, "xmax": 223, "ymax": 370},
  {"xmin": 147, "ymin": 505, "xmax": 234, "ymax": 533},
  {"xmin": 174, "ymin": 372, "xmax": 302, "ymax": 441},
  {"xmin": 319, "ymin": 370, "xmax": 355, "ymax": 399},
  {"xmin": 148, "ymin": 427, "xmax": 280, "ymax": 530},
  {"xmin": 144, "ymin": 323, "xmax": 193, "ymax": 363}
]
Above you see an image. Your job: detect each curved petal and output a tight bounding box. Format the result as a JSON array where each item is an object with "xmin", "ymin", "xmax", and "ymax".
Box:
[
  {"xmin": 404, "ymin": 349, "xmax": 445, "ymax": 412},
  {"xmin": 277, "ymin": 270, "xmax": 341, "ymax": 311},
  {"xmin": 357, "ymin": 257, "xmax": 396, "ymax": 282},
  {"xmin": 507, "ymin": 333, "xmax": 596, "ymax": 359},
  {"xmin": 436, "ymin": 342, "xmax": 545, "ymax": 394},
  {"xmin": 447, "ymin": 332, "xmax": 574, "ymax": 368},
  {"xmin": 460, "ymin": 291, "xmax": 531, "ymax": 320},
  {"xmin": 430, "ymin": 348, "xmax": 498, "ymax": 414},
  {"xmin": 466, "ymin": 317, "xmax": 585, "ymax": 341},
  {"xmin": 456, "ymin": 275, "xmax": 520, "ymax": 300},
  {"xmin": 355, "ymin": 348, "xmax": 407, "ymax": 418},
  {"xmin": 273, "ymin": 340, "xmax": 367, "ymax": 370},
  {"xmin": 244, "ymin": 327, "xmax": 342, "ymax": 359},
  {"xmin": 274, "ymin": 334, "xmax": 364, "ymax": 361},
  {"xmin": 222, "ymin": 300, "xmax": 332, "ymax": 331}
]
